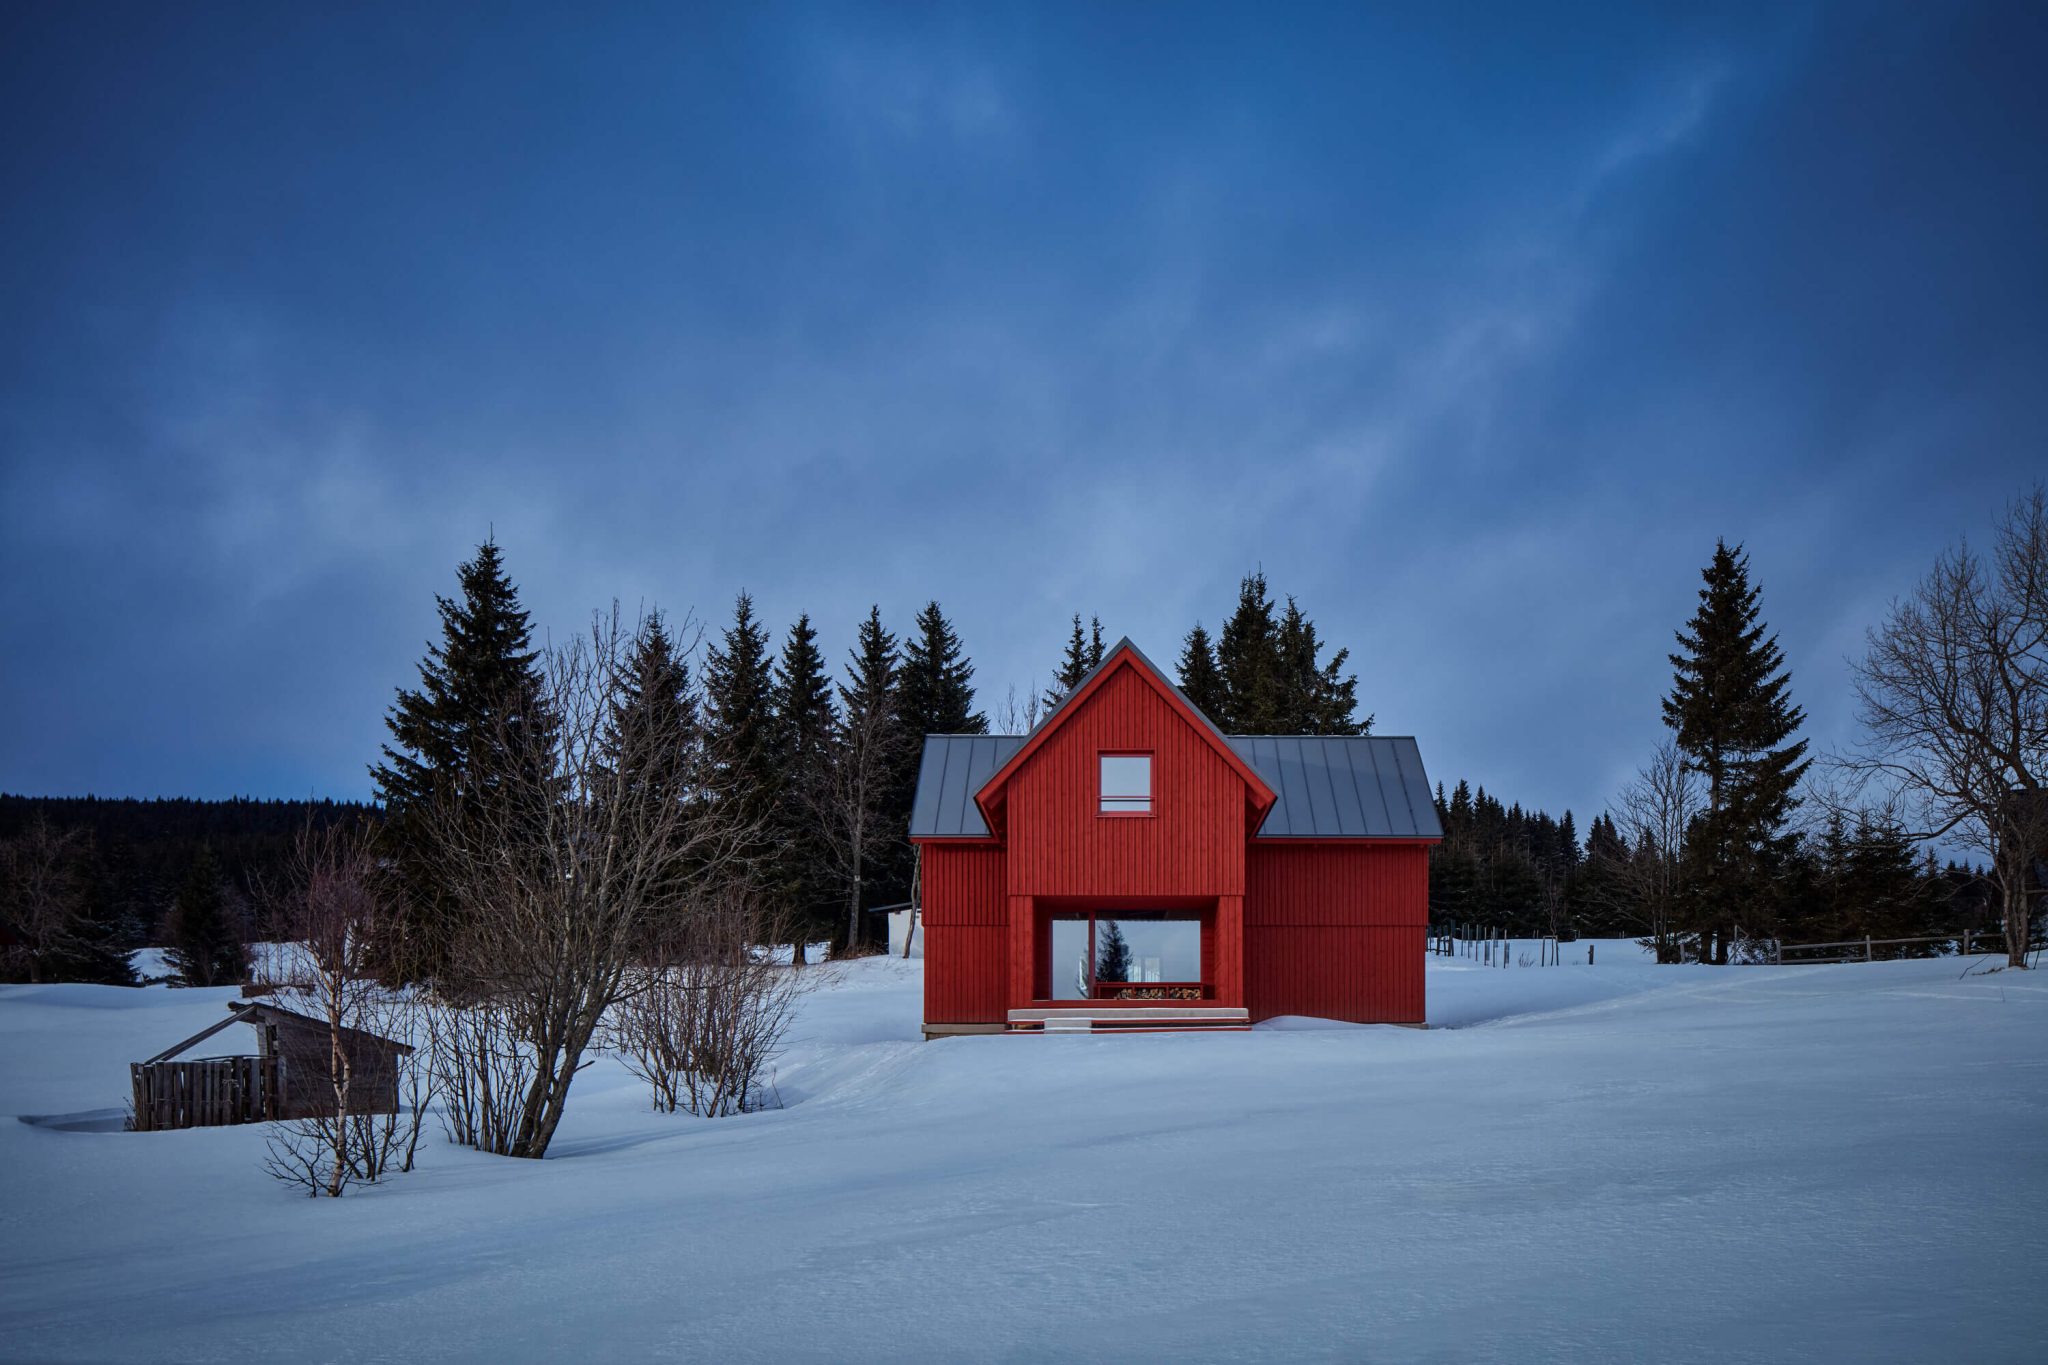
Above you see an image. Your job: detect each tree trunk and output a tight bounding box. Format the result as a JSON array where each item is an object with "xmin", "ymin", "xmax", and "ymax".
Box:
[{"xmin": 2002, "ymin": 848, "xmax": 2032, "ymax": 969}]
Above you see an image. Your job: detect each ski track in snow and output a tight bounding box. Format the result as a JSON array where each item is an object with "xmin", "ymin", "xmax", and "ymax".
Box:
[{"xmin": 1, "ymin": 942, "xmax": 2043, "ymax": 1363}]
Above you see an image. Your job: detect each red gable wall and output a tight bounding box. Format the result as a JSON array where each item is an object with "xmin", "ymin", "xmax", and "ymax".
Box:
[{"xmin": 1001, "ymin": 663, "xmax": 1250, "ymax": 901}]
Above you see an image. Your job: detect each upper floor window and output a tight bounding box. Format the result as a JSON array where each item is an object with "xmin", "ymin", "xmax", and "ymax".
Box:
[{"xmin": 1100, "ymin": 754, "xmax": 1152, "ymax": 814}]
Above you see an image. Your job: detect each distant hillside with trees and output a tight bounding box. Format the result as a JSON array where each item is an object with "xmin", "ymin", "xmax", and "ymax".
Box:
[{"xmin": 0, "ymin": 795, "xmax": 373, "ymax": 982}]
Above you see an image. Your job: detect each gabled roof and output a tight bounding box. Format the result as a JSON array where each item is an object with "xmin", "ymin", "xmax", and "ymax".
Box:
[
  {"xmin": 142, "ymin": 1000, "xmax": 414, "ymax": 1066},
  {"xmin": 909, "ymin": 733, "xmax": 1024, "ymax": 838},
  {"xmin": 970, "ymin": 638, "xmax": 1277, "ymax": 833},
  {"xmin": 1227, "ymin": 735, "xmax": 1441, "ymax": 839},
  {"xmin": 911, "ymin": 732, "xmax": 1442, "ymax": 840}
]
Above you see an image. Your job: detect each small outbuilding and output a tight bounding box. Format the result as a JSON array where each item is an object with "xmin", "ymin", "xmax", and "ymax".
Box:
[
  {"xmin": 130, "ymin": 1000, "xmax": 411, "ymax": 1131},
  {"xmin": 910, "ymin": 638, "xmax": 1441, "ymax": 1036}
]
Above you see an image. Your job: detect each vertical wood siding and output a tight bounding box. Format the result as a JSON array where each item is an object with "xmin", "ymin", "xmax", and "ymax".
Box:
[
  {"xmin": 922, "ymin": 844, "xmax": 1009, "ymax": 1023},
  {"xmin": 1243, "ymin": 843, "xmax": 1427, "ymax": 1024},
  {"xmin": 1245, "ymin": 843, "xmax": 1427, "ymax": 927},
  {"xmin": 1243, "ymin": 925, "xmax": 1425, "ymax": 1023},
  {"xmin": 1005, "ymin": 666, "xmax": 1247, "ymax": 900},
  {"xmin": 921, "ymin": 843, "xmax": 1006, "ymax": 925},
  {"xmin": 926, "ymin": 925, "xmax": 1008, "ymax": 1023}
]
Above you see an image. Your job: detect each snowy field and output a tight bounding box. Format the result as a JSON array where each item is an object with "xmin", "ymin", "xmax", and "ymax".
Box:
[{"xmin": 3, "ymin": 945, "xmax": 2045, "ymax": 1364}]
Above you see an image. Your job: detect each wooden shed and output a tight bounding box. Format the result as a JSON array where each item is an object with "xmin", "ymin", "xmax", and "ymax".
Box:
[
  {"xmin": 910, "ymin": 638, "xmax": 1440, "ymax": 1036},
  {"xmin": 130, "ymin": 1000, "xmax": 411, "ymax": 1131}
]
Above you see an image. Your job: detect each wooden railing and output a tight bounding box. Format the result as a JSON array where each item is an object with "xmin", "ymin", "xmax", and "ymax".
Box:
[{"xmin": 130, "ymin": 1056, "xmax": 277, "ymax": 1131}]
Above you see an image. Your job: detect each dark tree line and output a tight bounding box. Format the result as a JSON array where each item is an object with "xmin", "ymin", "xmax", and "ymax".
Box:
[
  {"xmin": 1428, "ymin": 773, "xmax": 1998, "ymax": 957},
  {"xmin": 0, "ymin": 794, "xmax": 369, "ymax": 984},
  {"xmin": 1427, "ymin": 783, "xmax": 1580, "ymax": 939}
]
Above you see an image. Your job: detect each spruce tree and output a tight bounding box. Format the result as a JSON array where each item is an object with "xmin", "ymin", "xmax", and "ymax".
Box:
[
  {"xmin": 1044, "ymin": 615, "xmax": 1095, "ymax": 710},
  {"xmin": 899, "ymin": 602, "xmax": 985, "ymax": 736},
  {"xmin": 842, "ymin": 608, "xmax": 900, "ymax": 727},
  {"xmin": 702, "ymin": 593, "xmax": 780, "ymax": 888},
  {"xmin": 370, "ymin": 538, "xmax": 552, "ymax": 978},
  {"xmin": 1175, "ymin": 623, "xmax": 1227, "ymax": 723},
  {"xmin": 771, "ymin": 612, "xmax": 837, "ymax": 961},
  {"xmin": 606, "ymin": 610, "xmax": 697, "ymax": 805},
  {"xmin": 1216, "ymin": 572, "xmax": 1281, "ymax": 731},
  {"xmin": 1274, "ymin": 596, "xmax": 1369, "ymax": 734},
  {"xmin": 882, "ymin": 602, "xmax": 984, "ymax": 909},
  {"xmin": 164, "ymin": 844, "xmax": 247, "ymax": 987},
  {"xmin": 1663, "ymin": 541, "xmax": 1810, "ymax": 963},
  {"xmin": 1841, "ymin": 817, "xmax": 1936, "ymax": 951},
  {"xmin": 1575, "ymin": 812, "xmax": 1632, "ymax": 936},
  {"xmin": 1086, "ymin": 615, "xmax": 1105, "ymax": 671}
]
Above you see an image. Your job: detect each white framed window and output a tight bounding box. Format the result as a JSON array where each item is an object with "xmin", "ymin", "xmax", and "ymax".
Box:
[{"xmin": 1099, "ymin": 753, "xmax": 1152, "ymax": 814}]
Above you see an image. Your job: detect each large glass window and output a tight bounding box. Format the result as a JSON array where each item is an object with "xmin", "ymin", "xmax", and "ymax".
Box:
[
  {"xmin": 1100, "ymin": 754, "xmax": 1152, "ymax": 814},
  {"xmin": 1046, "ymin": 912, "xmax": 1204, "ymax": 1000}
]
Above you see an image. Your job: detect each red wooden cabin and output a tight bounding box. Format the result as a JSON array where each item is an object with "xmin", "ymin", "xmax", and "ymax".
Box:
[{"xmin": 909, "ymin": 638, "xmax": 1440, "ymax": 1036}]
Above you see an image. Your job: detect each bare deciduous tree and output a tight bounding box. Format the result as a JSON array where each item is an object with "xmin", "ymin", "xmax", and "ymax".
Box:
[
  {"xmin": 994, "ymin": 682, "xmax": 1043, "ymax": 735},
  {"xmin": 801, "ymin": 689, "xmax": 906, "ymax": 956},
  {"xmin": 260, "ymin": 822, "xmax": 434, "ymax": 1197},
  {"xmin": 1612, "ymin": 739, "xmax": 1701, "ymax": 963},
  {"xmin": 1845, "ymin": 486, "xmax": 2048, "ymax": 969},
  {"xmin": 423, "ymin": 605, "xmax": 760, "ymax": 1158},
  {"xmin": 0, "ymin": 816, "xmax": 93, "ymax": 983}
]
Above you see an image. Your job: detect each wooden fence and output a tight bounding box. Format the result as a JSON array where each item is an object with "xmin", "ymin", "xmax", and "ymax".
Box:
[
  {"xmin": 1770, "ymin": 930, "xmax": 1995, "ymax": 965},
  {"xmin": 130, "ymin": 1056, "xmax": 277, "ymax": 1132}
]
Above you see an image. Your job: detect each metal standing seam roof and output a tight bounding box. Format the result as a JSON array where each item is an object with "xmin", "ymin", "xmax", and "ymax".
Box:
[
  {"xmin": 908, "ymin": 733, "xmax": 1024, "ymax": 838},
  {"xmin": 1225, "ymin": 735, "xmax": 1441, "ymax": 839},
  {"xmin": 908, "ymin": 731, "xmax": 1439, "ymax": 840}
]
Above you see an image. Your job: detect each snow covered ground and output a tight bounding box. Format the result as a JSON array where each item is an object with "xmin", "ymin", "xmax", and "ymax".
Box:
[{"xmin": 3, "ymin": 944, "xmax": 2044, "ymax": 1363}]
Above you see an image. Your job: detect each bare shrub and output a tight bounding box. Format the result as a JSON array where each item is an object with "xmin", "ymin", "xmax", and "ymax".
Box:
[
  {"xmin": 612, "ymin": 892, "xmax": 813, "ymax": 1117},
  {"xmin": 427, "ymin": 995, "xmax": 535, "ymax": 1154}
]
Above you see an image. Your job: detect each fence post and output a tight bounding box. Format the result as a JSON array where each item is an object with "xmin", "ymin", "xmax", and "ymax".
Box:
[
  {"xmin": 1588, "ymin": 943, "xmax": 1594, "ymax": 966},
  {"xmin": 1865, "ymin": 934, "xmax": 1873, "ymax": 963}
]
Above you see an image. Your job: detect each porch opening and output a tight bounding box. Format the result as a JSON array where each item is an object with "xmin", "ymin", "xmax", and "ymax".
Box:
[{"xmin": 1044, "ymin": 908, "xmax": 1209, "ymax": 1002}]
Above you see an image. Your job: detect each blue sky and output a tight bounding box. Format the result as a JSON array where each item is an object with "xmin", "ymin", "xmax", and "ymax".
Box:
[{"xmin": 2, "ymin": 2, "xmax": 2043, "ymax": 823}]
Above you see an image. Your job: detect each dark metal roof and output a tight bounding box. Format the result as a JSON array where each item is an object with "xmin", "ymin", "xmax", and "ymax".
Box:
[
  {"xmin": 908, "ymin": 730, "xmax": 1439, "ymax": 841},
  {"xmin": 908, "ymin": 733, "xmax": 1024, "ymax": 838},
  {"xmin": 1225, "ymin": 735, "xmax": 1441, "ymax": 839}
]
